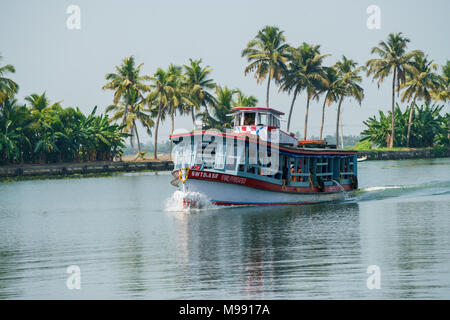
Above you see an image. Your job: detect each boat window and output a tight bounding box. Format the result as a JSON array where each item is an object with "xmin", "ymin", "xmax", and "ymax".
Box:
[
  {"xmin": 248, "ymin": 141, "xmax": 257, "ymax": 166},
  {"xmin": 173, "ymin": 143, "xmax": 183, "ymax": 169},
  {"xmin": 225, "ymin": 139, "xmax": 236, "ymax": 171},
  {"xmin": 243, "ymin": 112, "xmax": 255, "ymax": 125},
  {"xmin": 234, "ymin": 113, "xmax": 241, "ymax": 127},
  {"xmin": 214, "ymin": 142, "xmax": 225, "ymax": 170},
  {"xmin": 256, "ymin": 113, "xmax": 267, "ymax": 126},
  {"xmin": 236, "ymin": 141, "xmax": 245, "ymax": 172}
]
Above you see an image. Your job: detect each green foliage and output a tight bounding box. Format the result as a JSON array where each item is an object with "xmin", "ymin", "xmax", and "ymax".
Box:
[
  {"xmin": 353, "ymin": 140, "xmax": 373, "ymax": 151},
  {"xmin": 0, "ymin": 96, "xmax": 128, "ymax": 165},
  {"xmin": 0, "ymin": 55, "xmax": 19, "ymax": 103},
  {"xmin": 361, "ymin": 103, "xmax": 449, "ymax": 148},
  {"xmin": 198, "ymin": 86, "xmax": 258, "ymax": 131},
  {"xmin": 241, "ymin": 25, "xmax": 290, "ymax": 107}
]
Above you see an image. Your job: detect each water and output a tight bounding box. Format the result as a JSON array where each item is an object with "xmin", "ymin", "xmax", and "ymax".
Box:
[{"xmin": 0, "ymin": 158, "xmax": 449, "ymax": 299}]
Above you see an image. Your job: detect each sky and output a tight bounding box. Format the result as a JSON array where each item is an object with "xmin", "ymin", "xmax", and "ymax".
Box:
[{"xmin": 1, "ymin": 0, "xmax": 449, "ymax": 142}]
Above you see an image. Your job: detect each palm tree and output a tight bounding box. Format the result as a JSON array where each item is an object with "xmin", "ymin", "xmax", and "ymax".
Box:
[
  {"xmin": 149, "ymin": 68, "xmax": 174, "ymax": 159},
  {"xmin": 183, "ymin": 59, "xmax": 216, "ymax": 125},
  {"xmin": 24, "ymin": 92, "xmax": 60, "ymax": 112},
  {"xmin": 0, "ymin": 55, "xmax": 18, "ymax": 104},
  {"xmin": 0, "ymin": 98, "xmax": 29, "ymax": 164},
  {"xmin": 0, "ymin": 119, "xmax": 22, "ymax": 164},
  {"xmin": 234, "ymin": 89, "xmax": 258, "ymax": 107},
  {"xmin": 105, "ymin": 88, "xmax": 153, "ymax": 154},
  {"xmin": 280, "ymin": 43, "xmax": 329, "ymax": 137},
  {"xmin": 401, "ymin": 55, "xmax": 441, "ymax": 147},
  {"xmin": 317, "ymin": 66, "xmax": 346, "ymax": 140},
  {"xmin": 198, "ymin": 86, "xmax": 236, "ymax": 131},
  {"xmin": 432, "ymin": 60, "xmax": 449, "ymax": 102},
  {"xmin": 366, "ymin": 32, "xmax": 423, "ymax": 147},
  {"xmin": 241, "ymin": 26, "xmax": 290, "ymax": 108},
  {"xmin": 102, "ymin": 56, "xmax": 150, "ymax": 128},
  {"xmin": 166, "ymin": 64, "xmax": 193, "ymax": 156},
  {"xmin": 335, "ymin": 56, "xmax": 364, "ymax": 147}
]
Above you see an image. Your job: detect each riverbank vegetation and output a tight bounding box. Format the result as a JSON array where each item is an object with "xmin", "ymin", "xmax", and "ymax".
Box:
[
  {"xmin": 360, "ymin": 103, "xmax": 448, "ymax": 148},
  {"xmin": 0, "ymin": 95, "xmax": 128, "ymax": 165},
  {"xmin": 1, "ymin": 26, "xmax": 448, "ymax": 166}
]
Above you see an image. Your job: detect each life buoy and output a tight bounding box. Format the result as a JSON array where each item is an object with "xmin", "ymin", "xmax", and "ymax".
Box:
[{"xmin": 178, "ymin": 168, "xmax": 190, "ymax": 183}]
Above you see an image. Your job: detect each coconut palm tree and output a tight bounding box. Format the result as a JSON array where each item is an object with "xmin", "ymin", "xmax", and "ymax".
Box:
[
  {"xmin": 0, "ymin": 55, "xmax": 18, "ymax": 104},
  {"xmin": 401, "ymin": 55, "xmax": 442, "ymax": 147},
  {"xmin": 335, "ymin": 56, "xmax": 364, "ymax": 147},
  {"xmin": 166, "ymin": 64, "xmax": 193, "ymax": 157},
  {"xmin": 366, "ymin": 32, "xmax": 423, "ymax": 147},
  {"xmin": 149, "ymin": 68, "xmax": 174, "ymax": 159},
  {"xmin": 234, "ymin": 89, "xmax": 258, "ymax": 107},
  {"xmin": 280, "ymin": 43, "xmax": 329, "ymax": 137},
  {"xmin": 317, "ymin": 66, "xmax": 346, "ymax": 140},
  {"xmin": 197, "ymin": 86, "xmax": 237, "ymax": 131},
  {"xmin": 102, "ymin": 56, "xmax": 150, "ymax": 128},
  {"xmin": 183, "ymin": 59, "xmax": 216, "ymax": 125},
  {"xmin": 432, "ymin": 61, "xmax": 449, "ymax": 102},
  {"xmin": 241, "ymin": 25, "xmax": 290, "ymax": 108},
  {"xmin": 105, "ymin": 88, "xmax": 153, "ymax": 154},
  {"xmin": 24, "ymin": 92, "xmax": 62, "ymax": 112}
]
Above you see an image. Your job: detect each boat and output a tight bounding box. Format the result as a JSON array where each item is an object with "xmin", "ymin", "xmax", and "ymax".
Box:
[
  {"xmin": 170, "ymin": 107, "xmax": 358, "ymax": 207},
  {"xmin": 357, "ymin": 155, "xmax": 368, "ymax": 162}
]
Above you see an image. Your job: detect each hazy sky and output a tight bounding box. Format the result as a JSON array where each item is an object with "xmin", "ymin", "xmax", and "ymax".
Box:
[{"xmin": 1, "ymin": 0, "xmax": 449, "ymax": 142}]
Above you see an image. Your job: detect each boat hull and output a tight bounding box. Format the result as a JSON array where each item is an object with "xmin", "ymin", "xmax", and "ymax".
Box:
[{"xmin": 180, "ymin": 178, "xmax": 347, "ymax": 206}]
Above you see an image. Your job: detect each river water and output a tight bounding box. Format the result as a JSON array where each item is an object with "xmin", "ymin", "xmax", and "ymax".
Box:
[{"xmin": 0, "ymin": 158, "xmax": 449, "ymax": 299}]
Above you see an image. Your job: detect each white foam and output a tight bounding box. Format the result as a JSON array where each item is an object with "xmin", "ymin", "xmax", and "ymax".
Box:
[
  {"xmin": 164, "ymin": 189, "xmax": 217, "ymax": 212},
  {"xmin": 362, "ymin": 186, "xmax": 403, "ymax": 192}
]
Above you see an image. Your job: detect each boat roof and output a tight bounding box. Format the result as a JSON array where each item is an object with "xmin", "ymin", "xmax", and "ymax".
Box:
[{"xmin": 231, "ymin": 107, "xmax": 285, "ymax": 115}]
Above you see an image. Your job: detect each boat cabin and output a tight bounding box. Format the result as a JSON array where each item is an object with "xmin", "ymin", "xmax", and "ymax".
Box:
[
  {"xmin": 232, "ymin": 107, "xmax": 282, "ymax": 128},
  {"xmin": 231, "ymin": 107, "xmax": 298, "ymax": 146}
]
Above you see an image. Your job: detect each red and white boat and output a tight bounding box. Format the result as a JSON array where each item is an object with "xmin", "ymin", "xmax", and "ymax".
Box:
[{"xmin": 170, "ymin": 107, "xmax": 358, "ymax": 207}]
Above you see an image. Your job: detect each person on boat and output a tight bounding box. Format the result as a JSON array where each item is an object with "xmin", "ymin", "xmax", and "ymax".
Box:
[
  {"xmin": 297, "ymin": 167, "xmax": 303, "ymax": 182},
  {"xmin": 290, "ymin": 166, "xmax": 296, "ymax": 182},
  {"xmin": 244, "ymin": 113, "xmax": 255, "ymax": 125}
]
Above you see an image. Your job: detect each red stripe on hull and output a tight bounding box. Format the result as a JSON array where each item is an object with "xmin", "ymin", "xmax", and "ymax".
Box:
[{"xmin": 173, "ymin": 170, "xmax": 354, "ymax": 194}]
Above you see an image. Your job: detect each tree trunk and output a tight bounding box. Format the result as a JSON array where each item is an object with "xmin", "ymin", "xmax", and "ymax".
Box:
[
  {"xmin": 122, "ymin": 89, "xmax": 130, "ymax": 128},
  {"xmin": 339, "ymin": 108, "xmax": 344, "ymax": 149},
  {"xmin": 390, "ymin": 69, "xmax": 396, "ymax": 148},
  {"xmin": 319, "ymin": 92, "xmax": 328, "ymax": 140},
  {"xmin": 336, "ymin": 96, "xmax": 344, "ymax": 147},
  {"xmin": 129, "ymin": 130, "xmax": 135, "ymax": 152},
  {"xmin": 134, "ymin": 122, "xmax": 141, "ymax": 154},
  {"xmin": 406, "ymin": 96, "xmax": 417, "ymax": 148},
  {"xmin": 154, "ymin": 105, "xmax": 162, "ymax": 159},
  {"xmin": 303, "ymin": 95, "xmax": 311, "ymax": 140},
  {"xmin": 266, "ymin": 72, "xmax": 272, "ymax": 108},
  {"xmin": 170, "ymin": 109, "xmax": 175, "ymax": 160},
  {"xmin": 191, "ymin": 106, "xmax": 196, "ymax": 126},
  {"xmin": 286, "ymin": 89, "xmax": 298, "ymax": 132}
]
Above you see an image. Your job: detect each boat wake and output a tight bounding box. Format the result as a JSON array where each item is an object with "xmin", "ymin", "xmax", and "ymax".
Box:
[
  {"xmin": 355, "ymin": 180, "xmax": 450, "ymax": 202},
  {"xmin": 164, "ymin": 190, "xmax": 219, "ymax": 212}
]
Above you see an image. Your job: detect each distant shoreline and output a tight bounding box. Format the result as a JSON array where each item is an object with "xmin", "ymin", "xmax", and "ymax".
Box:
[
  {"xmin": 355, "ymin": 147, "xmax": 450, "ymax": 161},
  {"xmin": 0, "ymin": 159, "xmax": 173, "ymax": 180}
]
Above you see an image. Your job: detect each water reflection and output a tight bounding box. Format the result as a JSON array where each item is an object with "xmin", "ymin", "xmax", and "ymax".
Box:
[{"xmin": 173, "ymin": 202, "xmax": 363, "ymax": 298}]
